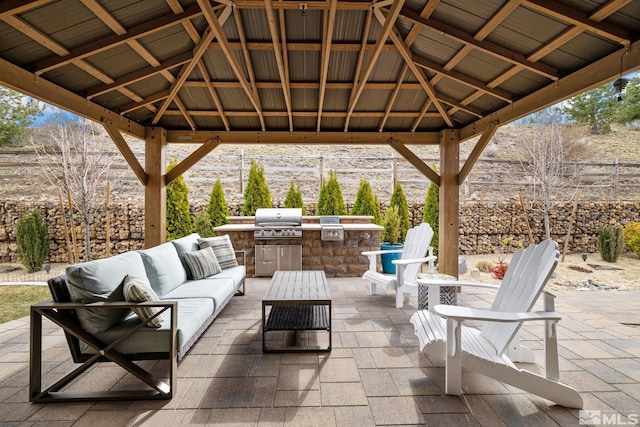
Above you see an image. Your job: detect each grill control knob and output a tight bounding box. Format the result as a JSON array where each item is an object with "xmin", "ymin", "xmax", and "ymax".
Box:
[{"xmin": 270, "ymin": 230, "xmax": 276, "ymax": 236}]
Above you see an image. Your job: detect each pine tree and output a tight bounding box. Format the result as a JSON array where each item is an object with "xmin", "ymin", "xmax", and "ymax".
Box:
[
  {"xmin": 242, "ymin": 160, "xmax": 272, "ymax": 215},
  {"xmin": 617, "ymin": 76, "xmax": 640, "ymax": 124},
  {"xmin": 389, "ymin": 183, "xmax": 410, "ymax": 242},
  {"xmin": 283, "ymin": 181, "xmax": 306, "ymax": 214},
  {"xmin": 382, "ymin": 205, "xmax": 401, "ymax": 244},
  {"xmin": 423, "ymin": 167, "xmax": 440, "ymax": 258},
  {"xmin": 317, "ymin": 170, "xmax": 347, "ymax": 215},
  {"xmin": 561, "ymin": 83, "xmax": 618, "ymax": 134},
  {"xmin": 16, "ymin": 208, "xmax": 50, "ymax": 273},
  {"xmin": 207, "ymin": 178, "xmax": 230, "ymax": 227},
  {"xmin": 351, "ymin": 179, "xmax": 380, "ymax": 224},
  {"xmin": 166, "ymin": 158, "xmax": 193, "ymax": 240}
]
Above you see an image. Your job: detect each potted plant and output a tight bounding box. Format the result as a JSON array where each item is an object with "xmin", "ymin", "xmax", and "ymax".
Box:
[{"xmin": 380, "ymin": 205, "xmax": 402, "ymax": 273}]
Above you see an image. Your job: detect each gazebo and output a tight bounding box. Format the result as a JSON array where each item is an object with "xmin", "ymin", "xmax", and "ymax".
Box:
[{"xmin": 1, "ymin": 0, "xmax": 638, "ymax": 277}]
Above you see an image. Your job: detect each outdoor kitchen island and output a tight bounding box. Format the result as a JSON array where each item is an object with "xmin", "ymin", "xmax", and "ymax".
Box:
[{"xmin": 214, "ymin": 210, "xmax": 383, "ymax": 278}]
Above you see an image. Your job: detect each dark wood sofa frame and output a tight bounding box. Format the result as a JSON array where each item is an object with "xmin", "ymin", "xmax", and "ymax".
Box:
[{"xmin": 30, "ymin": 276, "xmax": 178, "ymax": 403}]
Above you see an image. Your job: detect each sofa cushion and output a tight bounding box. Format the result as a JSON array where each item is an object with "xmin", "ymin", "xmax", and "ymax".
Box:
[
  {"xmin": 198, "ymin": 235, "xmax": 238, "ymax": 269},
  {"xmin": 170, "ymin": 233, "xmax": 201, "ymax": 279},
  {"xmin": 183, "ymin": 247, "xmax": 222, "ymax": 280},
  {"xmin": 161, "ymin": 277, "xmax": 236, "ymax": 312},
  {"xmin": 66, "ymin": 251, "xmax": 146, "ymax": 334},
  {"xmin": 139, "ymin": 242, "xmax": 187, "ymax": 297},
  {"xmin": 123, "ymin": 275, "xmax": 164, "ymax": 328},
  {"xmin": 206, "ymin": 265, "xmax": 246, "ymax": 287},
  {"xmin": 82, "ymin": 298, "xmax": 214, "ymax": 355}
]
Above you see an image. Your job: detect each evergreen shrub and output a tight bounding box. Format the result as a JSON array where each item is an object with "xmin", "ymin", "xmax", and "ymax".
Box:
[
  {"xmin": 423, "ymin": 166, "xmax": 440, "ymax": 257},
  {"xmin": 194, "ymin": 211, "xmax": 216, "ymax": 238},
  {"xmin": 598, "ymin": 225, "xmax": 625, "ymax": 262},
  {"xmin": 382, "ymin": 205, "xmax": 401, "ymax": 245},
  {"xmin": 390, "ymin": 183, "xmax": 410, "ymax": 242},
  {"xmin": 351, "ymin": 179, "xmax": 381, "ymax": 224},
  {"xmin": 207, "ymin": 178, "xmax": 230, "ymax": 227},
  {"xmin": 317, "ymin": 170, "xmax": 347, "ymax": 216},
  {"xmin": 283, "ymin": 181, "xmax": 306, "ymax": 214},
  {"xmin": 243, "ymin": 160, "xmax": 272, "ymax": 216},
  {"xmin": 166, "ymin": 158, "xmax": 193, "ymax": 240},
  {"xmin": 16, "ymin": 208, "xmax": 50, "ymax": 273}
]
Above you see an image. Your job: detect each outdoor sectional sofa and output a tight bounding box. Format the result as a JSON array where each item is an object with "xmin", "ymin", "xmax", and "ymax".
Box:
[{"xmin": 29, "ymin": 232, "xmax": 245, "ymax": 402}]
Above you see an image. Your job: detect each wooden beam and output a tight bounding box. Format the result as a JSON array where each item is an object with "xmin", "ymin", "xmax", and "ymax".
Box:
[
  {"xmin": 0, "ymin": 58, "xmax": 145, "ymax": 139},
  {"xmin": 388, "ymin": 138, "xmax": 440, "ymax": 186},
  {"xmin": 379, "ymin": 65, "xmax": 408, "ymax": 132},
  {"xmin": 375, "ymin": 8, "xmax": 454, "ymax": 127},
  {"xmin": 102, "ymin": 120, "xmax": 147, "ymax": 185},
  {"xmin": 32, "ymin": 5, "xmax": 204, "ymax": 74},
  {"xmin": 345, "ymin": 0, "xmax": 405, "ymax": 131},
  {"xmin": 460, "ymin": 39, "xmax": 640, "ymax": 142},
  {"xmin": 264, "ymin": 0, "xmax": 293, "ymax": 130},
  {"xmin": 166, "ymin": 130, "xmax": 440, "ymax": 145},
  {"xmin": 458, "ymin": 121, "xmax": 498, "ymax": 185},
  {"xmin": 398, "ymin": 7, "xmax": 561, "ymax": 80},
  {"xmin": 198, "ymin": 61, "xmax": 230, "ymax": 131},
  {"xmin": 523, "ymin": 0, "xmax": 632, "ymax": 44},
  {"xmin": 144, "ymin": 127, "xmax": 167, "ymax": 247},
  {"xmin": 317, "ymin": 0, "xmax": 338, "ymax": 132},
  {"xmin": 165, "ymin": 139, "xmax": 222, "ymax": 185},
  {"xmin": 198, "ymin": 0, "xmax": 265, "ymax": 130},
  {"xmin": 85, "ymin": 52, "xmax": 193, "ymax": 98}
]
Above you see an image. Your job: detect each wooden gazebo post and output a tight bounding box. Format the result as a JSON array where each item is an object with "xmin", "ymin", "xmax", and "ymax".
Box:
[
  {"xmin": 144, "ymin": 127, "xmax": 167, "ymax": 248},
  {"xmin": 438, "ymin": 128, "xmax": 460, "ymax": 278}
]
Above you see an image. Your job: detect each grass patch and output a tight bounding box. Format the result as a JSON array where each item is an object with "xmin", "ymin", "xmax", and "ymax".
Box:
[{"xmin": 0, "ymin": 286, "xmax": 51, "ymax": 324}]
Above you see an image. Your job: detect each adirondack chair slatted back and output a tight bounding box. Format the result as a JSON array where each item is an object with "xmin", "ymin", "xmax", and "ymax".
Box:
[
  {"xmin": 400, "ymin": 223, "xmax": 434, "ymax": 282},
  {"xmin": 481, "ymin": 240, "xmax": 559, "ymax": 356}
]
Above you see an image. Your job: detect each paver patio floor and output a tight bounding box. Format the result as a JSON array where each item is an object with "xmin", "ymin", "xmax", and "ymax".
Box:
[{"xmin": 1, "ymin": 277, "xmax": 639, "ymax": 426}]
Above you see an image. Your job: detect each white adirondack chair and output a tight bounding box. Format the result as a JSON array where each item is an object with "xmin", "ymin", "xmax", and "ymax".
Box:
[
  {"xmin": 410, "ymin": 239, "xmax": 583, "ymax": 408},
  {"xmin": 362, "ymin": 222, "xmax": 437, "ymax": 308}
]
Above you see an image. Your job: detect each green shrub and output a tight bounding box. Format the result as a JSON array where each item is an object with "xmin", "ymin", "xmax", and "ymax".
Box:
[
  {"xmin": 207, "ymin": 178, "xmax": 230, "ymax": 227},
  {"xmin": 390, "ymin": 183, "xmax": 410, "ymax": 242},
  {"xmin": 598, "ymin": 225, "xmax": 625, "ymax": 262},
  {"xmin": 317, "ymin": 170, "xmax": 347, "ymax": 216},
  {"xmin": 16, "ymin": 208, "xmax": 50, "ymax": 273},
  {"xmin": 623, "ymin": 222, "xmax": 640, "ymax": 257},
  {"xmin": 166, "ymin": 159, "xmax": 193, "ymax": 240},
  {"xmin": 423, "ymin": 165, "xmax": 440, "ymax": 257},
  {"xmin": 351, "ymin": 179, "xmax": 381, "ymax": 224},
  {"xmin": 382, "ymin": 205, "xmax": 401, "ymax": 245},
  {"xmin": 194, "ymin": 211, "xmax": 216, "ymax": 238},
  {"xmin": 283, "ymin": 181, "xmax": 306, "ymax": 214},
  {"xmin": 243, "ymin": 160, "xmax": 272, "ymax": 216}
]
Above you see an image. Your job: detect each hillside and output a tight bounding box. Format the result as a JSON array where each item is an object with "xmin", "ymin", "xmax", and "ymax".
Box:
[{"xmin": 1, "ymin": 123, "xmax": 639, "ymax": 206}]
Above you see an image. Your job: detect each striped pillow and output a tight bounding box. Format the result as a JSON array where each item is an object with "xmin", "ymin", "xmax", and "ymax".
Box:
[
  {"xmin": 183, "ymin": 246, "xmax": 222, "ymax": 279},
  {"xmin": 198, "ymin": 235, "xmax": 238, "ymax": 269},
  {"xmin": 123, "ymin": 275, "xmax": 164, "ymax": 328}
]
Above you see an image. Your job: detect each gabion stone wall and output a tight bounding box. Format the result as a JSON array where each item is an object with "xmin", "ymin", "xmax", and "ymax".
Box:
[{"xmin": 1, "ymin": 200, "xmax": 638, "ymax": 263}]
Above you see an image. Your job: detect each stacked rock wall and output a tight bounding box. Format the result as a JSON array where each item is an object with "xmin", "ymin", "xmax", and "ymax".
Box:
[{"xmin": 1, "ymin": 200, "xmax": 639, "ymax": 262}]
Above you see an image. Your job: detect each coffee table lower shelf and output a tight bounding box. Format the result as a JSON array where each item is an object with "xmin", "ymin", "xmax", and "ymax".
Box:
[{"xmin": 262, "ymin": 304, "xmax": 331, "ymax": 353}]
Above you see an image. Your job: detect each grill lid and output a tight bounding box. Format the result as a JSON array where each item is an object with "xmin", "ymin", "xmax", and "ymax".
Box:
[{"xmin": 255, "ymin": 208, "xmax": 302, "ymax": 227}]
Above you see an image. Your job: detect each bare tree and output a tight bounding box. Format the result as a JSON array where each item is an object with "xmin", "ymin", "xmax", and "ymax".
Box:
[
  {"xmin": 518, "ymin": 118, "xmax": 592, "ymax": 240},
  {"xmin": 33, "ymin": 118, "xmax": 120, "ymax": 260}
]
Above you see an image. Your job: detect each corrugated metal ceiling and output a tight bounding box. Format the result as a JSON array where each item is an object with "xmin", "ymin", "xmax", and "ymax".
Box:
[{"xmin": 0, "ymin": 0, "xmax": 637, "ymax": 137}]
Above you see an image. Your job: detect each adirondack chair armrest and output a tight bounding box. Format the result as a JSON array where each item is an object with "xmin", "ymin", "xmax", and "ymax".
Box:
[
  {"xmin": 361, "ymin": 249, "xmax": 404, "ymax": 257},
  {"xmin": 418, "ymin": 279, "xmax": 500, "ymax": 291},
  {"xmin": 433, "ymin": 304, "xmax": 563, "ymax": 323},
  {"xmin": 392, "ymin": 255, "xmax": 437, "ymax": 266}
]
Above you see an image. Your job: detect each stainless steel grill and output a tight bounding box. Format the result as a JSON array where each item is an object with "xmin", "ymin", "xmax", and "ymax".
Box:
[{"xmin": 254, "ymin": 208, "xmax": 303, "ymax": 239}]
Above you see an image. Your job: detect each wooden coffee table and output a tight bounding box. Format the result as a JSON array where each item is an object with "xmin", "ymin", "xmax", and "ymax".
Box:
[{"xmin": 262, "ymin": 270, "xmax": 332, "ymax": 352}]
